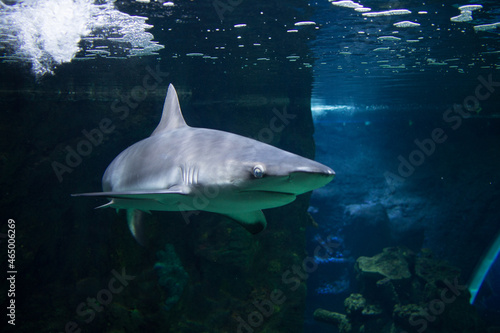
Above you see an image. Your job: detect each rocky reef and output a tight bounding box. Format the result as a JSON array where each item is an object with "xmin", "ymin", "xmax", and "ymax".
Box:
[
  {"xmin": 154, "ymin": 244, "xmax": 189, "ymax": 310},
  {"xmin": 314, "ymin": 247, "xmax": 487, "ymax": 333}
]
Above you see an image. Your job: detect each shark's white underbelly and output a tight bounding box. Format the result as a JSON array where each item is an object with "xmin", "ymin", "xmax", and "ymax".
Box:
[{"xmin": 108, "ymin": 189, "xmax": 297, "ymax": 214}]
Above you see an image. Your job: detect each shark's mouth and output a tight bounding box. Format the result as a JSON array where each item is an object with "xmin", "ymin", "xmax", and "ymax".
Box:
[{"xmin": 239, "ymin": 170, "xmax": 334, "ymax": 197}]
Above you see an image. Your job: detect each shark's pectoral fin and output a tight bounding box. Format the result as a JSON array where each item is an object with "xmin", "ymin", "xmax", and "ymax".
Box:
[
  {"xmin": 127, "ymin": 209, "xmax": 147, "ymax": 246},
  {"xmin": 71, "ymin": 188, "xmax": 187, "ymax": 198},
  {"xmin": 223, "ymin": 210, "xmax": 267, "ymax": 234},
  {"xmin": 95, "ymin": 200, "xmax": 114, "ymax": 209}
]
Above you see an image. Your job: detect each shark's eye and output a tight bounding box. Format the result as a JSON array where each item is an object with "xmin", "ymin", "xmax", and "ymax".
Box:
[{"xmin": 253, "ymin": 165, "xmax": 264, "ymax": 178}]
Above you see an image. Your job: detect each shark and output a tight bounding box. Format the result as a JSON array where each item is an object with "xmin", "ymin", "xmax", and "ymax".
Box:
[{"xmin": 73, "ymin": 84, "xmax": 334, "ymax": 243}]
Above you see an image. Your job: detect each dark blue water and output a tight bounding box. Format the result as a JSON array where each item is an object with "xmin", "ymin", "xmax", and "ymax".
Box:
[
  {"xmin": 304, "ymin": 1, "xmax": 500, "ymax": 331},
  {"xmin": 1, "ymin": 1, "xmax": 499, "ymax": 332}
]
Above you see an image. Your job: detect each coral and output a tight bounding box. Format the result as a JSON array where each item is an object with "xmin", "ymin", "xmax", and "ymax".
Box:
[
  {"xmin": 356, "ymin": 247, "xmax": 411, "ymax": 281},
  {"xmin": 356, "ymin": 247, "xmax": 413, "ymax": 306},
  {"xmin": 154, "ymin": 244, "xmax": 189, "ymax": 311},
  {"xmin": 314, "ymin": 247, "xmax": 486, "ymax": 333},
  {"xmin": 345, "ymin": 293, "xmax": 366, "ymax": 315},
  {"xmin": 345, "ymin": 293, "xmax": 382, "ymax": 317},
  {"xmin": 313, "ymin": 309, "xmax": 352, "ymax": 333},
  {"xmin": 415, "ymin": 256, "xmax": 460, "ymax": 285}
]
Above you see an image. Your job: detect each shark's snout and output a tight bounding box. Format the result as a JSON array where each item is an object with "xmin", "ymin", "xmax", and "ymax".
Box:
[
  {"xmin": 293, "ymin": 164, "xmax": 335, "ymax": 177},
  {"xmin": 287, "ymin": 158, "xmax": 335, "ymax": 189},
  {"xmin": 286, "ymin": 167, "xmax": 335, "ymax": 194}
]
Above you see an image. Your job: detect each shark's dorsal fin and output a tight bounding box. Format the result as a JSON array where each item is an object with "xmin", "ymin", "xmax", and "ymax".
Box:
[{"xmin": 151, "ymin": 84, "xmax": 188, "ymax": 136}]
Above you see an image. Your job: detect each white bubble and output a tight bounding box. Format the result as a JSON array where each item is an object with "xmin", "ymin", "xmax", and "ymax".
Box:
[
  {"xmin": 451, "ymin": 11, "xmax": 473, "ymax": 23},
  {"xmin": 451, "ymin": 4, "xmax": 482, "ymax": 23},
  {"xmin": 329, "ymin": 0, "xmax": 362, "ymax": 9},
  {"xmin": 458, "ymin": 5, "xmax": 482, "ymax": 12},
  {"xmin": 294, "ymin": 21, "xmax": 316, "ymax": 26},
  {"xmin": 362, "ymin": 9, "xmax": 411, "ymax": 17},
  {"xmin": 0, "ymin": 0, "xmax": 164, "ymax": 78},
  {"xmin": 394, "ymin": 21, "xmax": 421, "ymax": 28},
  {"xmin": 354, "ymin": 7, "xmax": 371, "ymax": 13},
  {"xmin": 473, "ymin": 22, "xmax": 500, "ymax": 32},
  {"xmin": 377, "ymin": 36, "xmax": 402, "ymax": 42}
]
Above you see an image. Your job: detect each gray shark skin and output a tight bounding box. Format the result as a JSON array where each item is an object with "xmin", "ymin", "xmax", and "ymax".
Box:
[{"xmin": 73, "ymin": 84, "xmax": 334, "ymax": 243}]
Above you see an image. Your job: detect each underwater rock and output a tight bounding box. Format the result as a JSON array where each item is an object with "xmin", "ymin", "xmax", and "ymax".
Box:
[
  {"xmin": 416, "ymin": 255, "xmax": 461, "ymax": 285},
  {"xmin": 314, "ymin": 247, "xmax": 486, "ymax": 333},
  {"xmin": 344, "ymin": 293, "xmax": 382, "ymax": 317},
  {"xmin": 313, "ymin": 308, "xmax": 352, "ymax": 332},
  {"xmin": 393, "ymin": 303, "xmax": 428, "ymax": 329},
  {"xmin": 356, "ymin": 247, "xmax": 411, "ymax": 282},
  {"xmin": 105, "ymin": 303, "xmax": 144, "ymax": 332},
  {"xmin": 154, "ymin": 244, "xmax": 189, "ymax": 311},
  {"xmin": 344, "ymin": 293, "xmax": 366, "ymax": 315},
  {"xmin": 343, "ymin": 203, "xmax": 393, "ymax": 257},
  {"xmin": 193, "ymin": 216, "xmax": 258, "ymax": 271},
  {"xmin": 313, "ymin": 294, "xmax": 382, "ymax": 333}
]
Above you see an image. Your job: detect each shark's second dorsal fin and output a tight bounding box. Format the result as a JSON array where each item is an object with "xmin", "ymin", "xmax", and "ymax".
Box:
[{"xmin": 151, "ymin": 84, "xmax": 188, "ymax": 136}]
